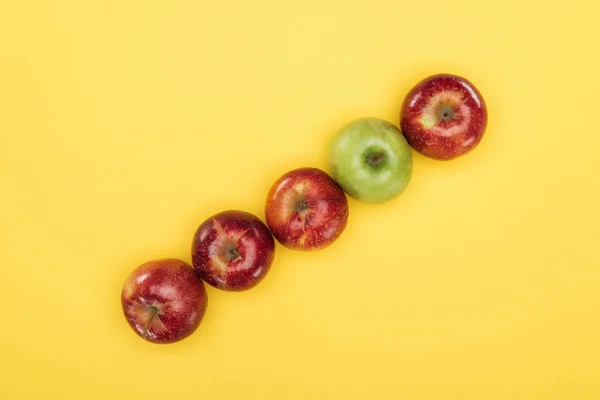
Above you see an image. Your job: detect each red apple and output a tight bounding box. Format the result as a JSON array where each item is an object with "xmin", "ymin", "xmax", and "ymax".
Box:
[
  {"xmin": 121, "ymin": 258, "xmax": 208, "ymax": 344},
  {"xmin": 191, "ymin": 210, "xmax": 275, "ymax": 291},
  {"xmin": 400, "ymin": 73, "xmax": 487, "ymax": 160},
  {"xmin": 265, "ymin": 167, "xmax": 349, "ymax": 251}
]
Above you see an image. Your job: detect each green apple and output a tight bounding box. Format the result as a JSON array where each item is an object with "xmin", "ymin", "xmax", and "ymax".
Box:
[{"xmin": 328, "ymin": 117, "xmax": 413, "ymax": 203}]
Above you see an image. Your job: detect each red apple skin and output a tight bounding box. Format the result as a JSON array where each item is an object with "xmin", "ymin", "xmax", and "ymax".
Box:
[
  {"xmin": 121, "ymin": 258, "xmax": 208, "ymax": 344},
  {"xmin": 400, "ymin": 74, "xmax": 487, "ymax": 160},
  {"xmin": 265, "ymin": 167, "xmax": 349, "ymax": 251},
  {"xmin": 191, "ymin": 210, "xmax": 275, "ymax": 291}
]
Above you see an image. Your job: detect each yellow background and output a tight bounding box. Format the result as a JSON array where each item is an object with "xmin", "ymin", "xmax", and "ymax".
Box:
[{"xmin": 1, "ymin": 0, "xmax": 599, "ymax": 398}]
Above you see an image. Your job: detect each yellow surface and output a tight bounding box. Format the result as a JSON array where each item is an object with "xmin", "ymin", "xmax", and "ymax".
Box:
[{"xmin": 1, "ymin": 0, "xmax": 599, "ymax": 398}]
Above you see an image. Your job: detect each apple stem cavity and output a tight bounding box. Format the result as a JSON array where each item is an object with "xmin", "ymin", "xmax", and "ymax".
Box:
[
  {"xmin": 363, "ymin": 147, "xmax": 388, "ymax": 170},
  {"xmin": 295, "ymin": 199, "xmax": 308, "ymax": 212},
  {"xmin": 437, "ymin": 102, "xmax": 457, "ymax": 121},
  {"xmin": 227, "ymin": 246, "xmax": 241, "ymax": 262},
  {"xmin": 221, "ymin": 241, "xmax": 241, "ymax": 262}
]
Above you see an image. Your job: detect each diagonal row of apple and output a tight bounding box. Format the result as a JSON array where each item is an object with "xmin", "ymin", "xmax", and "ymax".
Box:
[{"xmin": 121, "ymin": 73, "xmax": 488, "ymax": 344}]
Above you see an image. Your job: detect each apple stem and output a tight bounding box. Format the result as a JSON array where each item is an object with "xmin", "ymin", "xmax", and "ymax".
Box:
[{"xmin": 142, "ymin": 306, "xmax": 159, "ymax": 338}]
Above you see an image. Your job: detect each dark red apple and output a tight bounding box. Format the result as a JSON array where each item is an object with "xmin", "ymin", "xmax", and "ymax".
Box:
[
  {"xmin": 191, "ymin": 210, "xmax": 275, "ymax": 291},
  {"xmin": 265, "ymin": 167, "xmax": 349, "ymax": 251},
  {"xmin": 400, "ymin": 73, "xmax": 487, "ymax": 160},
  {"xmin": 121, "ymin": 258, "xmax": 208, "ymax": 344}
]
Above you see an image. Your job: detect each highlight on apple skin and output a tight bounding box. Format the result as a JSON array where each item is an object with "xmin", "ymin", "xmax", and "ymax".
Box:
[
  {"xmin": 329, "ymin": 117, "xmax": 413, "ymax": 203},
  {"xmin": 121, "ymin": 258, "xmax": 208, "ymax": 344},
  {"xmin": 191, "ymin": 210, "xmax": 276, "ymax": 292},
  {"xmin": 400, "ymin": 73, "xmax": 487, "ymax": 161},
  {"xmin": 265, "ymin": 167, "xmax": 349, "ymax": 251}
]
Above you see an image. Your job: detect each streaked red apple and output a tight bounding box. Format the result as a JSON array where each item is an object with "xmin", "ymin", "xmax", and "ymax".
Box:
[
  {"xmin": 400, "ymin": 73, "xmax": 487, "ymax": 160},
  {"xmin": 265, "ymin": 167, "xmax": 349, "ymax": 251},
  {"xmin": 191, "ymin": 210, "xmax": 275, "ymax": 291},
  {"xmin": 121, "ymin": 258, "xmax": 208, "ymax": 344}
]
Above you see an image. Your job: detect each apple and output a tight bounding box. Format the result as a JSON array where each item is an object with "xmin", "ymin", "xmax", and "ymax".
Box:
[
  {"xmin": 265, "ymin": 167, "xmax": 349, "ymax": 251},
  {"xmin": 400, "ymin": 73, "xmax": 487, "ymax": 160},
  {"xmin": 121, "ymin": 258, "xmax": 208, "ymax": 344},
  {"xmin": 191, "ymin": 210, "xmax": 275, "ymax": 291},
  {"xmin": 328, "ymin": 117, "xmax": 413, "ymax": 203}
]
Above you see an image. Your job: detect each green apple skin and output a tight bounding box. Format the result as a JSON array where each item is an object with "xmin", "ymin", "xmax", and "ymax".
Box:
[{"xmin": 328, "ymin": 117, "xmax": 413, "ymax": 203}]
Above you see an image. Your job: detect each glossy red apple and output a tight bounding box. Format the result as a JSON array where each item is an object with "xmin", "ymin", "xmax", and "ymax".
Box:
[
  {"xmin": 191, "ymin": 210, "xmax": 275, "ymax": 291},
  {"xmin": 265, "ymin": 167, "xmax": 349, "ymax": 251},
  {"xmin": 400, "ymin": 73, "xmax": 487, "ymax": 160},
  {"xmin": 121, "ymin": 258, "xmax": 208, "ymax": 344}
]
